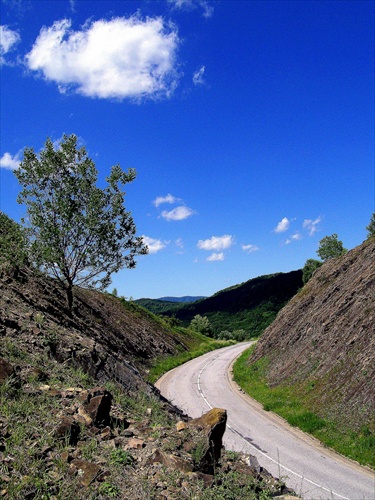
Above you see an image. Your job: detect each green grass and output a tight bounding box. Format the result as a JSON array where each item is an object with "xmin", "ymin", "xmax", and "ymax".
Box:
[
  {"xmin": 147, "ymin": 335, "xmax": 235, "ymax": 384},
  {"xmin": 233, "ymin": 347, "xmax": 375, "ymax": 469}
]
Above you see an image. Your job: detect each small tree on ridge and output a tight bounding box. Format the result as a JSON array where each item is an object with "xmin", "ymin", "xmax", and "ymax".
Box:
[
  {"xmin": 317, "ymin": 234, "xmax": 347, "ymax": 261},
  {"xmin": 15, "ymin": 134, "xmax": 147, "ymax": 312}
]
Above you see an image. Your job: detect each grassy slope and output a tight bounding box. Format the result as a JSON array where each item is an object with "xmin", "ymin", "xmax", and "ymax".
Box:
[{"xmin": 233, "ymin": 344, "xmax": 374, "ymax": 469}]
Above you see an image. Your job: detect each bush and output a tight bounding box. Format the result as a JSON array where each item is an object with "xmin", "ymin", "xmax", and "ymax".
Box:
[
  {"xmin": 0, "ymin": 211, "xmax": 29, "ymax": 274},
  {"xmin": 302, "ymin": 258, "xmax": 322, "ymax": 284}
]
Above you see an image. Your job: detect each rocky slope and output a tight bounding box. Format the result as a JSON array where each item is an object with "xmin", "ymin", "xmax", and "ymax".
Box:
[
  {"xmin": 250, "ymin": 237, "xmax": 375, "ymax": 431},
  {"xmin": 0, "ymin": 266, "xmax": 187, "ymax": 393},
  {"xmin": 0, "ymin": 266, "xmax": 297, "ymax": 499}
]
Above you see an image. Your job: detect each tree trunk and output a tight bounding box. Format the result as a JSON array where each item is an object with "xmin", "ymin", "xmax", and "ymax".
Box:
[{"xmin": 66, "ymin": 283, "xmax": 74, "ymax": 315}]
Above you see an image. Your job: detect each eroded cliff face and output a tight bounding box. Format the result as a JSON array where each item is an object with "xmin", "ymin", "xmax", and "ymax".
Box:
[
  {"xmin": 0, "ymin": 266, "xmax": 185, "ymax": 392},
  {"xmin": 251, "ymin": 237, "xmax": 375, "ymax": 429}
]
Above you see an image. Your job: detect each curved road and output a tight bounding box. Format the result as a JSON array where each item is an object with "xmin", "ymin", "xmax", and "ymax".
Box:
[{"xmin": 155, "ymin": 342, "xmax": 374, "ymax": 500}]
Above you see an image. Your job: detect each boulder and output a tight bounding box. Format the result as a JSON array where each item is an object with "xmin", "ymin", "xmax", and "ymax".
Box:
[
  {"xmin": 189, "ymin": 408, "xmax": 227, "ymax": 474},
  {"xmin": 83, "ymin": 387, "xmax": 112, "ymax": 427},
  {"xmin": 71, "ymin": 459, "xmax": 101, "ymax": 486},
  {"xmin": 53, "ymin": 416, "xmax": 80, "ymax": 445},
  {"xmin": 146, "ymin": 449, "xmax": 193, "ymax": 473}
]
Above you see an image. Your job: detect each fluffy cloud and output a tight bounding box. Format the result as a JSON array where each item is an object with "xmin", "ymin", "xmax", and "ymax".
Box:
[
  {"xmin": 197, "ymin": 234, "xmax": 234, "ymax": 251},
  {"xmin": 303, "ymin": 216, "xmax": 322, "ymax": 236},
  {"xmin": 169, "ymin": 0, "xmax": 214, "ymax": 18},
  {"xmin": 25, "ymin": 17, "xmax": 179, "ymax": 100},
  {"xmin": 242, "ymin": 244, "xmax": 259, "ymax": 254},
  {"xmin": 0, "ymin": 152, "xmax": 21, "ymax": 170},
  {"xmin": 207, "ymin": 252, "xmax": 224, "ymax": 262},
  {"xmin": 0, "ymin": 25, "xmax": 21, "ymax": 65},
  {"xmin": 153, "ymin": 193, "xmax": 181, "ymax": 207},
  {"xmin": 193, "ymin": 65, "xmax": 205, "ymax": 86},
  {"xmin": 142, "ymin": 236, "xmax": 168, "ymax": 254},
  {"xmin": 161, "ymin": 206, "xmax": 195, "ymax": 221},
  {"xmin": 274, "ymin": 217, "xmax": 290, "ymax": 233}
]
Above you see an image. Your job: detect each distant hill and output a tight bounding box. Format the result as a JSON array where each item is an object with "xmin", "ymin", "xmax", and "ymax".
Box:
[
  {"xmin": 137, "ymin": 271, "xmax": 303, "ymax": 337},
  {"xmin": 135, "ymin": 296, "xmax": 206, "ymax": 315},
  {"xmin": 157, "ymin": 296, "xmax": 206, "ymax": 303}
]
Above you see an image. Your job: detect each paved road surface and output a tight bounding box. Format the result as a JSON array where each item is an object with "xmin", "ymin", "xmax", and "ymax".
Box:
[{"xmin": 155, "ymin": 343, "xmax": 374, "ymax": 500}]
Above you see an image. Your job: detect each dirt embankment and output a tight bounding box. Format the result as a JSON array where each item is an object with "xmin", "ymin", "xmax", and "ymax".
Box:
[{"xmin": 251, "ymin": 237, "xmax": 375, "ymax": 429}]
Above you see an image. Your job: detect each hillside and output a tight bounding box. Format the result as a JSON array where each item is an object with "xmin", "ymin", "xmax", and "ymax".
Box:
[
  {"xmin": 158, "ymin": 296, "xmax": 206, "ymax": 303},
  {"xmin": 137, "ymin": 270, "xmax": 303, "ymax": 337},
  {"xmin": 0, "ymin": 266, "xmax": 188, "ymax": 393},
  {"xmin": 243, "ymin": 237, "xmax": 375, "ymax": 462},
  {"xmin": 0, "ymin": 265, "xmax": 297, "ymax": 499}
]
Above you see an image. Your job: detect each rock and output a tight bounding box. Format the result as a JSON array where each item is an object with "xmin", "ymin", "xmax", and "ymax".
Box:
[
  {"xmin": 53, "ymin": 416, "xmax": 80, "ymax": 446},
  {"xmin": 60, "ymin": 451, "xmax": 69, "ymax": 462},
  {"xmin": 176, "ymin": 421, "xmax": 188, "ymax": 432},
  {"xmin": 123, "ymin": 437, "xmax": 145, "ymax": 450},
  {"xmin": 76, "ymin": 406, "xmax": 93, "ymax": 426},
  {"xmin": 189, "ymin": 408, "xmax": 227, "ymax": 473},
  {"xmin": 146, "ymin": 449, "xmax": 193, "ymax": 473},
  {"xmin": 100, "ymin": 426, "xmax": 113, "ymax": 440},
  {"xmin": 0, "ymin": 359, "xmax": 15, "ymax": 385},
  {"xmin": 96, "ymin": 470, "xmax": 111, "ymax": 482},
  {"xmin": 71, "ymin": 459, "xmax": 101, "ymax": 487},
  {"xmin": 187, "ymin": 471, "xmax": 214, "ymax": 488},
  {"xmin": 83, "ymin": 387, "xmax": 112, "ymax": 427}
]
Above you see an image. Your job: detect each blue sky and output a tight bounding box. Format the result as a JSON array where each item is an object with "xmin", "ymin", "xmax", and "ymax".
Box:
[{"xmin": 1, "ymin": 0, "xmax": 374, "ymax": 299}]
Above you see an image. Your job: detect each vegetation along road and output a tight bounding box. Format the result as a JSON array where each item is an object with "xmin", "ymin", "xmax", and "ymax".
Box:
[{"xmin": 155, "ymin": 343, "xmax": 374, "ymax": 500}]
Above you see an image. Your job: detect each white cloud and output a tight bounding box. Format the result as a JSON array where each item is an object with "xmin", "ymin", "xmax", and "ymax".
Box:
[
  {"xmin": 0, "ymin": 25, "xmax": 21, "ymax": 65},
  {"xmin": 0, "ymin": 152, "xmax": 21, "ymax": 170},
  {"xmin": 161, "ymin": 205, "xmax": 195, "ymax": 221},
  {"xmin": 303, "ymin": 216, "xmax": 322, "ymax": 236},
  {"xmin": 242, "ymin": 244, "xmax": 260, "ymax": 254},
  {"xmin": 274, "ymin": 217, "xmax": 290, "ymax": 233},
  {"xmin": 285, "ymin": 233, "xmax": 302, "ymax": 244},
  {"xmin": 197, "ymin": 234, "xmax": 234, "ymax": 251},
  {"xmin": 153, "ymin": 193, "xmax": 180, "ymax": 207},
  {"xmin": 193, "ymin": 65, "xmax": 205, "ymax": 86},
  {"xmin": 25, "ymin": 17, "xmax": 180, "ymax": 100},
  {"xmin": 175, "ymin": 238, "xmax": 184, "ymax": 249},
  {"xmin": 142, "ymin": 236, "xmax": 168, "ymax": 254},
  {"xmin": 169, "ymin": 0, "xmax": 214, "ymax": 17},
  {"xmin": 207, "ymin": 252, "xmax": 224, "ymax": 262}
]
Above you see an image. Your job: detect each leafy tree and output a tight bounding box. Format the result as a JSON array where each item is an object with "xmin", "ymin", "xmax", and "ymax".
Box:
[
  {"xmin": 366, "ymin": 212, "xmax": 375, "ymax": 238},
  {"xmin": 0, "ymin": 211, "xmax": 29, "ymax": 276},
  {"xmin": 14, "ymin": 134, "xmax": 147, "ymax": 312},
  {"xmin": 302, "ymin": 258, "xmax": 323, "ymax": 284},
  {"xmin": 190, "ymin": 314, "xmax": 212, "ymax": 336},
  {"xmin": 317, "ymin": 234, "xmax": 347, "ymax": 261}
]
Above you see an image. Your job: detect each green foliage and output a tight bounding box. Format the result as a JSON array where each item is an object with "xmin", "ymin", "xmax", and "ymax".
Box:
[
  {"xmin": 366, "ymin": 212, "xmax": 375, "ymax": 238},
  {"xmin": 138, "ymin": 271, "xmax": 303, "ymax": 337},
  {"xmin": 14, "ymin": 134, "xmax": 147, "ymax": 311},
  {"xmin": 98, "ymin": 482, "xmax": 121, "ymax": 497},
  {"xmin": 317, "ymin": 233, "xmax": 347, "ymax": 261},
  {"xmin": 0, "ymin": 211, "xmax": 29, "ymax": 272},
  {"xmin": 148, "ymin": 337, "xmax": 234, "ymax": 384},
  {"xmin": 110, "ymin": 449, "xmax": 134, "ymax": 466},
  {"xmin": 216, "ymin": 329, "xmax": 247, "ymax": 341},
  {"xmin": 302, "ymin": 258, "xmax": 323, "ymax": 284},
  {"xmin": 190, "ymin": 314, "xmax": 212, "ymax": 336}
]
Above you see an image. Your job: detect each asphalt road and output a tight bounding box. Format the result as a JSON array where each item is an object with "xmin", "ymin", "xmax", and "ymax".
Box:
[{"xmin": 155, "ymin": 342, "xmax": 374, "ymax": 500}]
